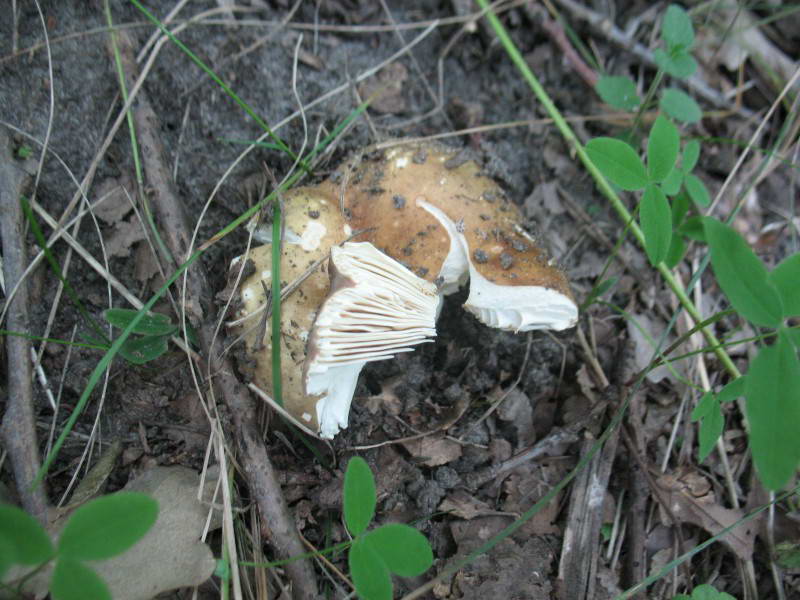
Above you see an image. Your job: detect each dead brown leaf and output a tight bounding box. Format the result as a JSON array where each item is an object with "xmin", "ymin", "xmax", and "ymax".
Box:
[
  {"xmin": 402, "ymin": 432, "xmax": 462, "ymax": 467},
  {"xmin": 656, "ymin": 472, "xmax": 756, "ymax": 561},
  {"xmin": 357, "ymin": 62, "xmax": 408, "ymax": 114},
  {"xmin": 105, "ymin": 215, "xmax": 146, "ymax": 258}
]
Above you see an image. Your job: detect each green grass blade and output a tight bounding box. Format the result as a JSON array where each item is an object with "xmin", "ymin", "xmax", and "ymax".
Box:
[
  {"xmin": 129, "ymin": 0, "xmax": 304, "ymax": 171},
  {"xmin": 20, "ymin": 196, "xmax": 109, "ymax": 345},
  {"xmin": 271, "ymin": 203, "xmax": 282, "ymax": 407},
  {"xmin": 32, "ymin": 249, "xmax": 202, "ymax": 487}
]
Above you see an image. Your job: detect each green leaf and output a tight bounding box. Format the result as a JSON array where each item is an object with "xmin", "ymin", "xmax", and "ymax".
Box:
[
  {"xmin": 57, "ymin": 492, "xmax": 158, "ymax": 561},
  {"xmin": 364, "ymin": 524, "xmax": 433, "ymax": 577},
  {"xmin": 788, "ymin": 327, "xmax": 800, "ymax": 349},
  {"xmin": 697, "ymin": 398, "xmax": 723, "ymax": 462},
  {"xmin": 678, "ymin": 216, "xmax": 705, "ymax": 242},
  {"xmin": 660, "ymin": 88, "xmax": 702, "ymax": 123},
  {"xmin": 775, "ymin": 541, "xmax": 800, "ymax": 569},
  {"xmin": 647, "ymin": 115, "xmax": 680, "ymax": 182},
  {"xmin": 769, "ymin": 253, "xmax": 800, "ymax": 317},
  {"xmin": 664, "ymin": 235, "xmax": 687, "ymax": 268},
  {"xmin": 349, "ymin": 539, "xmax": 391, "ymax": 600},
  {"xmin": 0, "ymin": 504, "xmax": 54, "ymax": 565},
  {"xmin": 745, "ymin": 332, "xmax": 800, "ymax": 490},
  {"xmin": 684, "ymin": 173, "xmax": 711, "ymax": 207},
  {"xmin": 118, "ymin": 335, "xmax": 170, "ymax": 365},
  {"xmin": 717, "ymin": 377, "xmax": 746, "ymax": 403},
  {"xmin": 586, "ymin": 138, "xmax": 648, "ymax": 191},
  {"xmin": 682, "ymin": 139, "xmax": 701, "ymax": 172},
  {"xmin": 671, "ymin": 188, "xmax": 690, "ymax": 227},
  {"xmin": 103, "ymin": 309, "xmax": 175, "ymax": 336},
  {"xmin": 51, "ymin": 557, "xmax": 110, "ymax": 600},
  {"xmin": 596, "ymin": 75, "xmax": 641, "ymax": 110},
  {"xmin": 654, "ymin": 48, "xmax": 697, "ymax": 79},
  {"xmin": 661, "ymin": 167, "xmax": 684, "ymax": 196},
  {"xmin": 661, "ymin": 4, "xmax": 695, "ymax": 51},
  {"xmin": 0, "ymin": 537, "xmax": 14, "ymax": 581},
  {"xmin": 692, "ymin": 583, "xmax": 736, "ymax": 600},
  {"xmin": 704, "ymin": 218, "xmax": 783, "ymax": 327},
  {"xmin": 343, "ymin": 457, "xmax": 376, "ymax": 537},
  {"xmin": 691, "ymin": 391, "xmax": 716, "ymax": 422},
  {"xmin": 640, "ymin": 184, "xmax": 672, "ymax": 266},
  {"xmin": 582, "ymin": 277, "xmax": 618, "ymax": 308}
]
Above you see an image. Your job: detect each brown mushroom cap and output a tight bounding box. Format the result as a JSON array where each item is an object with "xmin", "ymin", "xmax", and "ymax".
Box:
[
  {"xmin": 337, "ymin": 141, "xmax": 578, "ymax": 330},
  {"xmin": 233, "ymin": 187, "xmax": 346, "ymax": 432}
]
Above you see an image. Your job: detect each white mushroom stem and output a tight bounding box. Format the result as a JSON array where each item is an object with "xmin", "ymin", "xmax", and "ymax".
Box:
[
  {"xmin": 305, "ymin": 242, "xmax": 440, "ymax": 438},
  {"xmin": 416, "ymin": 198, "xmax": 578, "ymax": 333}
]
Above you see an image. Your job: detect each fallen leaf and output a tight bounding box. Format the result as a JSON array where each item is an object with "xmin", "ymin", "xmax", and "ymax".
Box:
[
  {"xmin": 439, "ymin": 489, "xmax": 497, "ymax": 520},
  {"xmin": 357, "ymin": 62, "xmax": 408, "ymax": 114},
  {"xmin": 496, "ymin": 388, "xmax": 535, "ymax": 448},
  {"xmin": 656, "ymin": 472, "xmax": 756, "ymax": 561},
  {"xmin": 93, "ymin": 177, "xmax": 135, "ymax": 225},
  {"xmin": 105, "ymin": 215, "xmax": 147, "ymax": 258},
  {"xmin": 402, "ymin": 433, "xmax": 462, "ymax": 467},
  {"xmin": 88, "ymin": 466, "xmax": 218, "ymax": 599}
]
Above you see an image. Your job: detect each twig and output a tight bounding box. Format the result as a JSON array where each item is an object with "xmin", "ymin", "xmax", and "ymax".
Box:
[
  {"xmin": 113, "ymin": 31, "xmax": 318, "ymax": 599},
  {"xmin": 0, "ymin": 126, "xmax": 50, "ymax": 520}
]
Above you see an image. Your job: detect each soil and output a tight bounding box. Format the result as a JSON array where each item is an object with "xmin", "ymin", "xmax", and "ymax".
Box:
[{"xmin": 2, "ymin": 2, "xmax": 798, "ymax": 599}]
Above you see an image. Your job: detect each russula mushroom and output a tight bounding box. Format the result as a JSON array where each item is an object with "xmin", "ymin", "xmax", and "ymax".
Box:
[
  {"xmin": 233, "ymin": 140, "xmax": 578, "ymax": 439},
  {"xmin": 304, "ymin": 242, "xmax": 439, "ymax": 438},
  {"xmin": 233, "ymin": 187, "xmax": 348, "ymax": 433},
  {"xmin": 338, "ymin": 141, "xmax": 578, "ymax": 331}
]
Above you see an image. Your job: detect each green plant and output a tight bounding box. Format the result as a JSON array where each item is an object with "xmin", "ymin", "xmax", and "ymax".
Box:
[
  {"xmin": 103, "ymin": 308, "xmax": 179, "ymax": 365},
  {"xmin": 343, "ymin": 457, "xmax": 433, "ymax": 600},
  {"xmin": 0, "ymin": 492, "xmax": 158, "ymax": 600},
  {"xmin": 673, "ymin": 582, "xmax": 737, "ymax": 600},
  {"xmin": 596, "ymin": 4, "xmax": 701, "ymax": 124},
  {"xmin": 583, "ymin": 4, "xmax": 800, "ymax": 492}
]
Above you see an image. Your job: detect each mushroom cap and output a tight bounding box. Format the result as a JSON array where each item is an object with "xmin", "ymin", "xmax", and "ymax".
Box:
[
  {"xmin": 304, "ymin": 241, "xmax": 440, "ymax": 438},
  {"xmin": 233, "ymin": 187, "xmax": 347, "ymax": 431},
  {"xmin": 338, "ymin": 140, "xmax": 578, "ymax": 330}
]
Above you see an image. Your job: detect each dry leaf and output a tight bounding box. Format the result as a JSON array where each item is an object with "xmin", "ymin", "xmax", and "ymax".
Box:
[
  {"xmin": 357, "ymin": 62, "xmax": 408, "ymax": 114},
  {"xmin": 626, "ymin": 312, "xmax": 677, "ymax": 383},
  {"xmin": 439, "ymin": 489, "xmax": 497, "ymax": 520},
  {"xmin": 496, "ymin": 388, "xmax": 535, "ymax": 448},
  {"xmin": 105, "ymin": 215, "xmax": 146, "ymax": 258},
  {"xmin": 87, "ymin": 466, "xmax": 217, "ymax": 599},
  {"xmin": 402, "ymin": 432, "xmax": 462, "ymax": 467},
  {"xmin": 93, "ymin": 177, "xmax": 135, "ymax": 225},
  {"xmin": 656, "ymin": 473, "xmax": 756, "ymax": 561}
]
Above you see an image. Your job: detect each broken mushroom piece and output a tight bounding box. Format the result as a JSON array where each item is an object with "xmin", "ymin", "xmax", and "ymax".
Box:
[
  {"xmin": 232, "ymin": 187, "xmax": 347, "ymax": 433},
  {"xmin": 339, "ymin": 141, "xmax": 578, "ymax": 331},
  {"xmin": 304, "ymin": 242, "xmax": 440, "ymax": 438}
]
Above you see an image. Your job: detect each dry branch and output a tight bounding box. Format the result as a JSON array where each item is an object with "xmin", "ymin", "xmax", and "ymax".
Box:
[
  {"xmin": 0, "ymin": 126, "xmax": 50, "ymax": 521},
  {"xmin": 112, "ymin": 31, "xmax": 318, "ymax": 599}
]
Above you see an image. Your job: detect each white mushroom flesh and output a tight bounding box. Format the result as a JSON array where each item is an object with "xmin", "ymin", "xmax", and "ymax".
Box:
[
  {"xmin": 305, "ymin": 241, "xmax": 440, "ymax": 438},
  {"xmin": 416, "ymin": 198, "xmax": 577, "ymax": 332}
]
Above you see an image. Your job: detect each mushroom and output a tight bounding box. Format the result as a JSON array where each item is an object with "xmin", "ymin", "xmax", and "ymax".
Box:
[
  {"xmin": 233, "ymin": 140, "xmax": 578, "ymax": 439},
  {"xmin": 304, "ymin": 242, "xmax": 439, "ymax": 438},
  {"xmin": 233, "ymin": 187, "xmax": 347, "ymax": 433},
  {"xmin": 338, "ymin": 141, "xmax": 578, "ymax": 331}
]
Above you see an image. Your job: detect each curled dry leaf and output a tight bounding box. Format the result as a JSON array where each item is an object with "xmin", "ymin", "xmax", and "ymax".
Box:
[{"xmin": 656, "ymin": 472, "xmax": 756, "ymax": 561}]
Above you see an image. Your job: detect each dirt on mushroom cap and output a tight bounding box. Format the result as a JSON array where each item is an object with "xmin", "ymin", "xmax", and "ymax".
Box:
[{"xmin": 338, "ymin": 140, "xmax": 573, "ymax": 300}]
